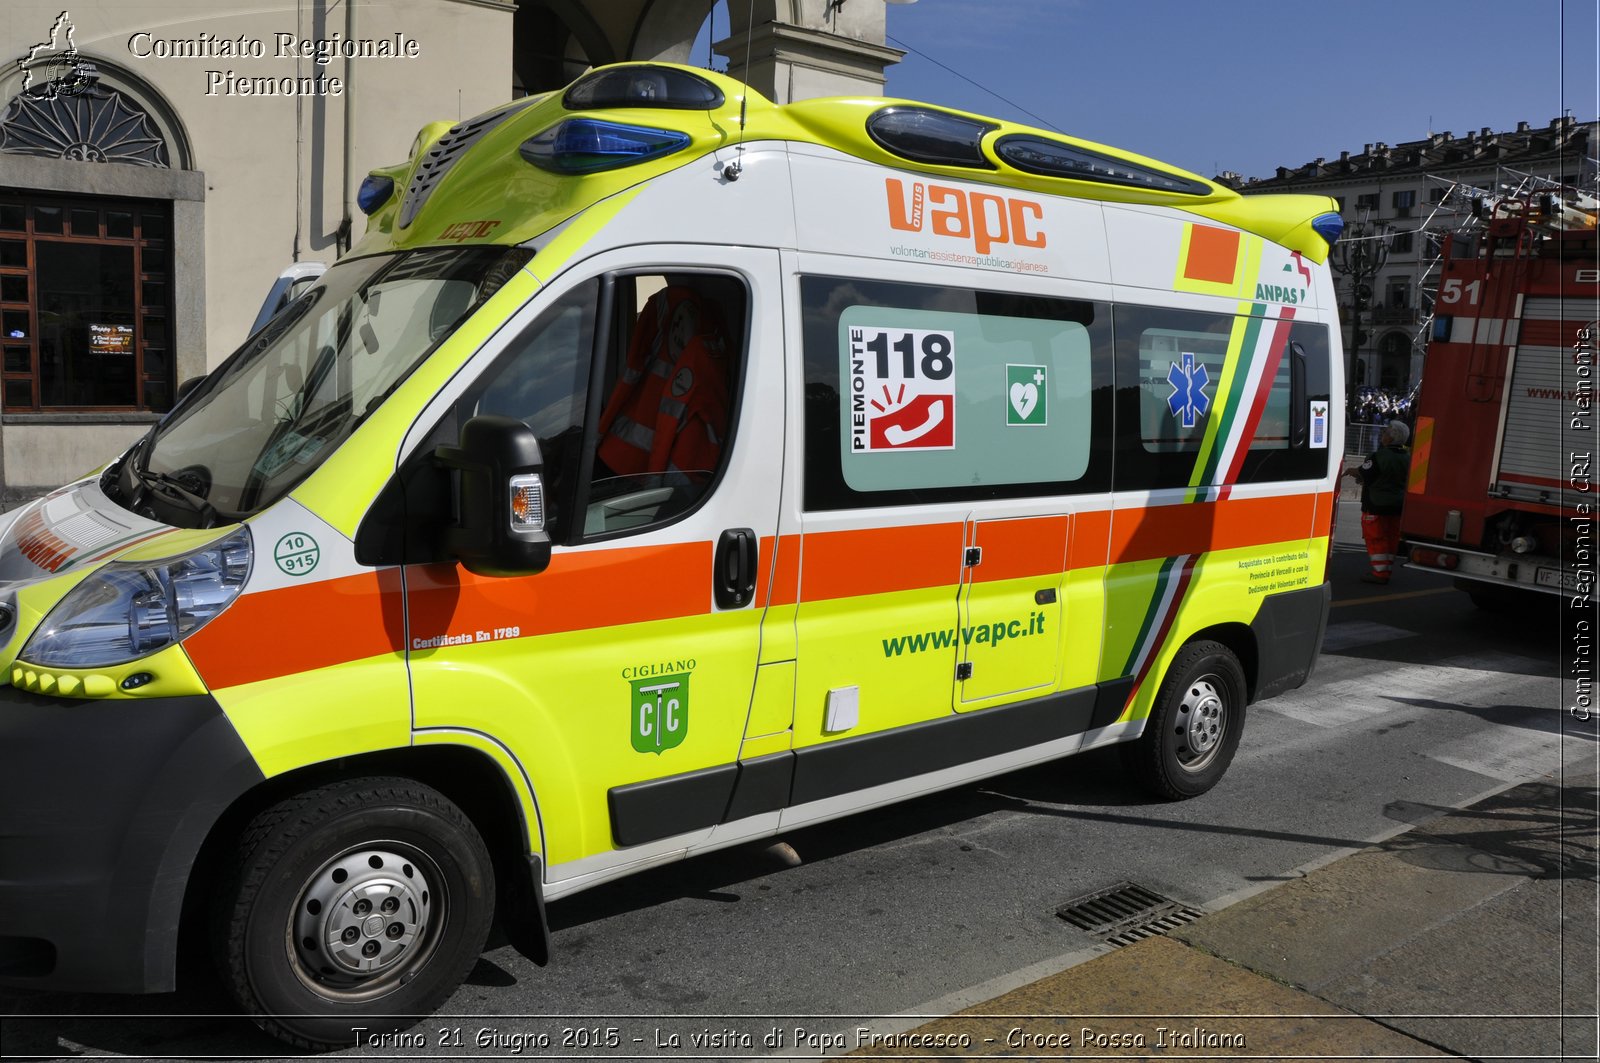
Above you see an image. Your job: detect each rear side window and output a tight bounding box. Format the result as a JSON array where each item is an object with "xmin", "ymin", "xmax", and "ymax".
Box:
[
  {"xmin": 801, "ymin": 275, "xmax": 1112, "ymax": 509},
  {"xmin": 1115, "ymin": 304, "xmax": 1330, "ymax": 490}
]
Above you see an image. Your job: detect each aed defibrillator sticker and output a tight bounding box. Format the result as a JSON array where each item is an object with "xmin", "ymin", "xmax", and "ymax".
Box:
[
  {"xmin": 628, "ymin": 662, "xmax": 693, "ymax": 754},
  {"xmin": 848, "ymin": 325, "xmax": 956, "ymax": 452},
  {"xmin": 1006, "ymin": 364, "xmax": 1048, "ymax": 426}
]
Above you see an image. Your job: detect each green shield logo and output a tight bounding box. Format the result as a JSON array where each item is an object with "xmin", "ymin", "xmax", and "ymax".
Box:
[{"xmin": 631, "ymin": 672, "xmax": 689, "ymax": 754}]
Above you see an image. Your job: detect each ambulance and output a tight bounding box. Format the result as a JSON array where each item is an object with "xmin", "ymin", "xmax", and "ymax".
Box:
[{"xmin": 0, "ymin": 64, "xmax": 1343, "ymax": 1047}]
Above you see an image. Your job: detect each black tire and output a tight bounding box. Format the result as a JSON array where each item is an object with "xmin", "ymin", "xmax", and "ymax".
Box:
[
  {"xmin": 1458, "ymin": 579, "xmax": 1549, "ymax": 616},
  {"xmin": 1123, "ymin": 640, "xmax": 1247, "ymax": 800},
  {"xmin": 213, "ymin": 777, "xmax": 494, "ymax": 1051}
]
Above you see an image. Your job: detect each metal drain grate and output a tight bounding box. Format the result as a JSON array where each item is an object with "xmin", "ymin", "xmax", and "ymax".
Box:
[{"xmin": 1055, "ymin": 881, "xmax": 1205, "ymax": 947}]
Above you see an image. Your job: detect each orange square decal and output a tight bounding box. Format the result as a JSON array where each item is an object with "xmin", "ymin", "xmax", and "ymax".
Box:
[{"xmin": 1183, "ymin": 225, "xmax": 1241, "ymax": 285}]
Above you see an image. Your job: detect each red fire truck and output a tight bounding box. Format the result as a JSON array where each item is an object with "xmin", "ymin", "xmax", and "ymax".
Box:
[{"xmin": 1401, "ymin": 187, "xmax": 1598, "ymax": 609}]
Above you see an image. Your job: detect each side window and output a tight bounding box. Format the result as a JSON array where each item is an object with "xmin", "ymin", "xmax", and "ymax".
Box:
[
  {"xmin": 461, "ymin": 271, "xmax": 747, "ymax": 541},
  {"xmin": 368, "ymin": 270, "xmax": 748, "ymax": 565},
  {"xmin": 357, "ymin": 276, "xmax": 600, "ymax": 565},
  {"xmin": 581, "ymin": 272, "xmax": 746, "ymax": 538},
  {"xmin": 1115, "ymin": 304, "xmax": 1330, "ymax": 489},
  {"xmin": 451, "ymin": 279, "xmax": 601, "ymax": 545},
  {"xmin": 801, "ymin": 274, "xmax": 1112, "ymax": 510}
]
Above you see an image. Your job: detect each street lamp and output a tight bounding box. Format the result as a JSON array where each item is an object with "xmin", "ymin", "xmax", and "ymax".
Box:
[{"xmin": 1330, "ymin": 223, "xmax": 1392, "ymax": 421}]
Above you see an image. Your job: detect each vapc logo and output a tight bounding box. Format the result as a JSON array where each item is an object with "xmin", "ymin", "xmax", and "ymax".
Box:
[{"xmin": 885, "ymin": 177, "xmax": 1045, "ymax": 255}]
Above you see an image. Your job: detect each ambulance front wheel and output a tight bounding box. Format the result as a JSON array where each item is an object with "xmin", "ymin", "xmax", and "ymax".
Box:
[
  {"xmin": 214, "ymin": 777, "xmax": 495, "ymax": 1051},
  {"xmin": 1123, "ymin": 640, "xmax": 1246, "ymax": 800}
]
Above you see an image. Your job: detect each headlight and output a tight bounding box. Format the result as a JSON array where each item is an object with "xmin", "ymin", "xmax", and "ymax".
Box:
[
  {"xmin": 0, "ymin": 592, "xmax": 16, "ymax": 647},
  {"xmin": 23, "ymin": 527, "xmax": 252, "ymax": 668}
]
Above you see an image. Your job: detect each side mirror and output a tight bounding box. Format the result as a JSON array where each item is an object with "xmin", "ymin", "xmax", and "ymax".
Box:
[
  {"xmin": 175, "ymin": 376, "xmax": 206, "ymax": 403},
  {"xmin": 434, "ymin": 414, "xmax": 552, "ymax": 577}
]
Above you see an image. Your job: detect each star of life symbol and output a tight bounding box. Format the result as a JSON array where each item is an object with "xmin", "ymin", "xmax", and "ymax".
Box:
[{"xmin": 1166, "ymin": 352, "xmax": 1211, "ymax": 428}]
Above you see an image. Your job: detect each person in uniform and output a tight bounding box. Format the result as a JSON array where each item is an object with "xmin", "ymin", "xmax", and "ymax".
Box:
[
  {"xmin": 596, "ymin": 286, "xmax": 730, "ymax": 484},
  {"xmin": 1343, "ymin": 419, "xmax": 1411, "ymax": 584}
]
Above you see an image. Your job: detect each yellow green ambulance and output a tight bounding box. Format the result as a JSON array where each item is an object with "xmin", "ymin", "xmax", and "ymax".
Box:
[{"xmin": 0, "ymin": 63, "xmax": 1343, "ymax": 1047}]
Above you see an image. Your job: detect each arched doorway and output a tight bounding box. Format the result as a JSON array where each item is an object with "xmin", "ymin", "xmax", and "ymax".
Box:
[{"xmin": 0, "ymin": 49, "xmax": 197, "ymax": 414}]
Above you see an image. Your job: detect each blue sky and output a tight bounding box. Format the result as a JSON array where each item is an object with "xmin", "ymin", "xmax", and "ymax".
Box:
[{"xmin": 699, "ymin": 1, "xmax": 1599, "ymax": 181}]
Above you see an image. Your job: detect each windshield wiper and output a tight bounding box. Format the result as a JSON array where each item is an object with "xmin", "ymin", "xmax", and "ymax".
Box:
[{"xmin": 136, "ymin": 467, "xmax": 226, "ymax": 529}]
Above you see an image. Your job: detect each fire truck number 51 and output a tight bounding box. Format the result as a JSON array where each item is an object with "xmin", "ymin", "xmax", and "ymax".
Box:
[{"xmin": 1440, "ymin": 278, "xmax": 1482, "ymax": 307}]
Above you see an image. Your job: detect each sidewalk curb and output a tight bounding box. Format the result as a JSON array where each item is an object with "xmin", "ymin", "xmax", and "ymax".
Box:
[{"xmin": 836, "ymin": 760, "xmax": 1595, "ymax": 1060}]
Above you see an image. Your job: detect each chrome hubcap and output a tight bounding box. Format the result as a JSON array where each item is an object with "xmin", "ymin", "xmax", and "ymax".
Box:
[
  {"xmin": 1175, "ymin": 677, "xmax": 1226, "ymax": 772},
  {"xmin": 293, "ymin": 847, "xmax": 433, "ymax": 986}
]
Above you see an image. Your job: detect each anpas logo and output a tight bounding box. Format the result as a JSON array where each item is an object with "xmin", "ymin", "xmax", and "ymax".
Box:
[
  {"xmin": 885, "ymin": 178, "xmax": 1045, "ymax": 255},
  {"xmin": 627, "ymin": 659, "xmax": 694, "ymax": 754},
  {"xmin": 1256, "ymin": 251, "xmax": 1312, "ymax": 305}
]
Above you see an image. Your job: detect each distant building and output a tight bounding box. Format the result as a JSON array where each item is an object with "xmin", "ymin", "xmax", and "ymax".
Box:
[
  {"xmin": 0, "ymin": 0, "xmax": 900, "ymax": 501},
  {"xmin": 1219, "ymin": 117, "xmax": 1597, "ymax": 401}
]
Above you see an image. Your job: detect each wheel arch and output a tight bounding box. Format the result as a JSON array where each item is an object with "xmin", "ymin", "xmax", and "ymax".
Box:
[
  {"xmin": 1184, "ymin": 621, "xmax": 1259, "ymax": 701},
  {"xmin": 179, "ymin": 742, "xmax": 549, "ymax": 982}
]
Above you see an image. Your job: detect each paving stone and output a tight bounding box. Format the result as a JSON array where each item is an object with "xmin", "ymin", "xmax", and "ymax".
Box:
[
  {"xmin": 1173, "ymin": 845, "xmax": 1522, "ymax": 991},
  {"xmin": 850, "ymin": 937, "xmax": 1443, "ymax": 1059}
]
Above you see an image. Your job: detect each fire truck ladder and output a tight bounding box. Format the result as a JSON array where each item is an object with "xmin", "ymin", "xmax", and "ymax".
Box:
[
  {"xmin": 1464, "ymin": 196, "xmax": 1537, "ymax": 405},
  {"xmin": 1410, "ymin": 168, "xmax": 1564, "ymax": 359}
]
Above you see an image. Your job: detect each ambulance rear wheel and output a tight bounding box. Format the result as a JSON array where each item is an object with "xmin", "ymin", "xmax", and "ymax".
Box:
[
  {"xmin": 1124, "ymin": 640, "xmax": 1246, "ymax": 800},
  {"xmin": 214, "ymin": 777, "xmax": 494, "ymax": 1051}
]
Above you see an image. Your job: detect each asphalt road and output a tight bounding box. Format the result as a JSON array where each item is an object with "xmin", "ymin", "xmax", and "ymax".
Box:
[{"xmin": 3, "ymin": 524, "xmax": 1592, "ymax": 1060}]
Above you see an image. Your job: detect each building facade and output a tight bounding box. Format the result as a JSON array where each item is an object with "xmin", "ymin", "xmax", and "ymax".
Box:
[
  {"xmin": 1222, "ymin": 117, "xmax": 1597, "ymax": 409},
  {"xmin": 0, "ymin": 0, "xmax": 516, "ymax": 497},
  {"xmin": 0, "ymin": 0, "xmax": 903, "ymax": 500}
]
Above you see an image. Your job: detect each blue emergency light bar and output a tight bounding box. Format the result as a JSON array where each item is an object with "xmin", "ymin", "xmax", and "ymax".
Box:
[
  {"xmin": 1312, "ymin": 212, "xmax": 1345, "ymax": 244},
  {"xmin": 519, "ymin": 118, "xmax": 691, "ymax": 175},
  {"xmin": 357, "ymin": 173, "xmax": 395, "ymax": 214}
]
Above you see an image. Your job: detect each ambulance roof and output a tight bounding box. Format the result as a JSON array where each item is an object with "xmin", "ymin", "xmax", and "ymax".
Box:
[{"xmin": 350, "ymin": 62, "xmax": 1339, "ymax": 264}]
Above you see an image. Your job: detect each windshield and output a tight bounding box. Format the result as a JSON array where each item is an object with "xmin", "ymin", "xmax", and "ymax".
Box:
[{"xmin": 126, "ymin": 246, "xmax": 531, "ymax": 526}]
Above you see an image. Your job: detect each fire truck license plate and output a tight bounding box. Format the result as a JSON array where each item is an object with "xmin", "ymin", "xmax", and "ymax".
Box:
[{"xmin": 1535, "ymin": 567, "xmax": 1579, "ymax": 591}]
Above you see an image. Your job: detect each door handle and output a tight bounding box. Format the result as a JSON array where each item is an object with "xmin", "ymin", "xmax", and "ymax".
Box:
[{"xmin": 715, "ymin": 527, "xmax": 757, "ymax": 609}]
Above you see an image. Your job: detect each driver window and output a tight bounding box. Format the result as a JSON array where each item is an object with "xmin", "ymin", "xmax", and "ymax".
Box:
[
  {"xmin": 582, "ymin": 272, "xmax": 746, "ymax": 538},
  {"xmin": 455, "ymin": 279, "xmax": 599, "ymax": 544},
  {"xmin": 448, "ymin": 270, "xmax": 745, "ymax": 546}
]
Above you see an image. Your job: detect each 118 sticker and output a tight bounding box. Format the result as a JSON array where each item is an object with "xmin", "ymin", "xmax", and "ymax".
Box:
[{"xmin": 848, "ymin": 326, "xmax": 956, "ymax": 452}]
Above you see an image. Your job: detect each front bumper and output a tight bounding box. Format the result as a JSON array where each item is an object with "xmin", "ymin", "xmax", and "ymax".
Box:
[{"xmin": 0, "ymin": 685, "xmax": 262, "ymax": 993}]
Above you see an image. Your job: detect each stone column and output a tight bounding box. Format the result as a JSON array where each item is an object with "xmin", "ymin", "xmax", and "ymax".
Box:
[{"xmin": 713, "ymin": 0, "xmax": 905, "ymax": 103}]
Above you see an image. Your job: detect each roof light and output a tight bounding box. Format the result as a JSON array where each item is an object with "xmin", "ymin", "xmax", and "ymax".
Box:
[
  {"xmin": 520, "ymin": 119, "xmax": 691, "ymax": 174},
  {"xmin": 357, "ymin": 173, "xmax": 395, "ymax": 214},
  {"xmin": 994, "ymin": 134, "xmax": 1210, "ymax": 195},
  {"xmin": 866, "ymin": 106, "xmax": 996, "ymax": 169},
  {"xmin": 563, "ymin": 66, "xmax": 724, "ymax": 111},
  {"xmin": 1312, "ymin": 212, "xmax": 1345, "ymax": 244}
]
